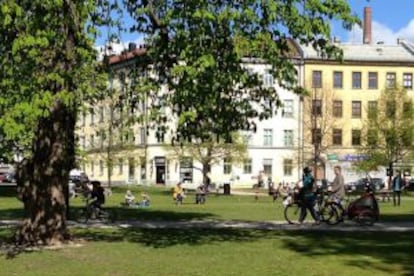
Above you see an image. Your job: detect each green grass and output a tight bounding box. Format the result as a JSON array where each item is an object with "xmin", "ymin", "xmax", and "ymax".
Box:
[
  {"xmin": 0, "ymin": 227, "xmax": 413, "ymax": 275},
  {"xmin": 2, "ymin": 185, "xmax": 414, "ymax": 222},
  {"xmin": 1, "ymin": 185, "xmax": 414, "ymax": 275}
]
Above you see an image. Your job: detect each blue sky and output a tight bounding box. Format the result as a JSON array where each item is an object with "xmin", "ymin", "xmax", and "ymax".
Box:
[
  {"xmin": 100, "ymin": 1, "xmax": 414, "ymax": 54},
  {"xmin": 332, "ymin": 0, "xmax": 414, "ymax": 44}
]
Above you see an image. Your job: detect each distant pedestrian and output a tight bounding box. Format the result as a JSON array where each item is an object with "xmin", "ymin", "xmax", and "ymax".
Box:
[{"xmin": 392, "ymin": 170, "xmax": 403, "ymax": 206}]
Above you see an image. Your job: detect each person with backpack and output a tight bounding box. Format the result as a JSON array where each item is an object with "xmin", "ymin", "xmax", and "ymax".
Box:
[{"xmin": 300, "ymin": 167, "xmax": 320, "ymax": 224}]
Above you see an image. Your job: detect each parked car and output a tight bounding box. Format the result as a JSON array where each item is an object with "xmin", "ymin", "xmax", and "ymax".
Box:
[
  {"xmin": 345, "ymin": 177, "xmax": 385, "ymax": 193},
  {"xmin": 406, "ymin": 179, "xmax": 414, "ymax": 191}
]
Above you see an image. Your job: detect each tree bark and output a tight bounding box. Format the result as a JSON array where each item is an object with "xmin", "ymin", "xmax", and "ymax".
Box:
[{"xmin": 16, "ymin": 101, "xmax": 75, "ymax": 246}]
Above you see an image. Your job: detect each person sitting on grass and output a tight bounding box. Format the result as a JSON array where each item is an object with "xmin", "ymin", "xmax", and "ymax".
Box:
[
  {"xmin": 124, "ymin": 190, "xmax": 136, "ymax": 206},
  {"xmin": 141, "ymin": 192, "xmax": 151, "ymax": 207},
  {"xmin": 173, "ymin": 182, "xmax": 185, "ymax": 205}
]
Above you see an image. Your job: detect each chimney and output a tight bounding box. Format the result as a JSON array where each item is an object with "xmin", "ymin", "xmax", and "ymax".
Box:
[{"xmin": 363, "ymin": 7, "xmax": 372, "ymax": 45}]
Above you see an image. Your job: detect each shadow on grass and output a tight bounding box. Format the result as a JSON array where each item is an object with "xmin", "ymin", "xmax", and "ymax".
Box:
[
  {"xmin": 379, "ymin": 213, "xmax": 414, "ymax": 222},
  {"xmin": 76, "ymin": 227, "xmax": 265, "ymax": 248},
  {"xmin": 0, "ymin": 186, "xmax": 17, "ymax": 197},
  {"xmin": 279, "ymin": 230, "xmax": 414, "ymax": 275},
  {"xmin": 0, "ymin": 209, "xmax": 24, "ymax": 220}
]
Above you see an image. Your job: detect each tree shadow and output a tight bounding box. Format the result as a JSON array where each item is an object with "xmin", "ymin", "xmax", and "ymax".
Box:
[
  {"xmin": 379, "ymin": 213, "xmax": 414, "ymax": 222},
  {"xmin": 76, "ymin": 227, "xmax": 266, "ymax": 249},
  {"xmin": 0, "ymin": 186, "xmax": 18, "ymax": 197},
  {"xmin": 279, "ymin": 230, "xmax": 414, "ymax": 275},
  {"xmin": 0, "ymin": 208, "xmax": 24, "ymax": 220}
]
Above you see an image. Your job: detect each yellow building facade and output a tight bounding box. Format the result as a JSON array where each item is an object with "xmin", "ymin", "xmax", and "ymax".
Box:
[{"xmin": 300, "ymin": 40, "xmax": 414, "ymax": 182}]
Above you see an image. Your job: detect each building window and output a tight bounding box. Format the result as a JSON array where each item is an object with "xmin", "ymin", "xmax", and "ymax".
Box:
[
  {"xmin": 312, "ymin": 70, "xmax": 322, "ymax": 88},
  {"xmin": 386, "ymin": 101, "xmax": 396, "ymax": 118},
  {"xmin": 223, "ymin": 158, "xmax": 232, "ymax": 174},
  {"xmin": 263, "ymin": 129, "xmax": 273, "ymax": 146},
  {"xmin": 263, "ymin": 159, "xmax": 272, "ymax": 178},
  {"xmin": 403, "ymin": 73, "xmax": 413, "ymax": 89},
  {"xmin": 118, "ymin": 158, "xmax": 123, "ymax": 175},
  {"xmin": 283, "ymin": 100, "xmax": 294, "ymax": 118},
  {"xmin": 368, "ymin": 101, "xmax": 377, "ymax": 119},
  {"xmin": 99, "ymin": 106, "xmax": 104, "ymax": 123},
  {"xmin": 386, "ymin": 72, "xmax": 396, "ymax": 88},
  {"xmin": 312, "ymin": 99, "xmax": 322, "ymax": 116},
  {"xmin": 368, "ymin": 72, "xmax": 378, "ymax": 89},
  {"xmin": 139, "ymin": 127, "xmax": 146, "ymax": 145},
  {"xmin": 284, "ymin": 130, "xmax": 294, "ymax": 147},
  {"xmin": 80, "ymin": 136, "xmax": 85, "ymax": 149},
  {"xmin": 367, "ymin": 129, "xmax": 378, "ymax": 146},
  {"xmin": 90, "ymin": 161, "xmax": 94, "ymax": 177},
  {"xmin": 312, "ymin": 128, "xmax": 322, "ymax": 145},
  {"xmin": 99, "ymin": 160, "xmax": 104, "ymax": 176},
  {"xmin": 352, "ymin": 101, "xmax": 361, "ymax": 118},
  {"xmin": 243, "ymin": 159, "xmax": 252, "ymax": 174},
  {"xmin": 333, "ymin": 100, "xmax": 343, "ymax": 117},
  {"xmin": 333, "ymin": 71, "xmax": 343, "ymax": 88},
  {"xmin": 90, "ymin": 134, "xmax": 94, "ymax": 148},
  {"xmin": 156, "ymin": 127, "xmax": 165, "ymax": 143},
  {"xmin": 263, "ymin": 71, "xmax": 274, "ymax": 87},
  {"xmin": 352, "ymin": 72, "xmax": 362, "ymax": 89},
  {"xmin": 283, "ymin": 159, "xmax": 293, "ymax": 176},
  {"xmin": 82, "ymin": 111, "xmax": 86, "ymax": 127},
  {"xmin": 332, "ymin": 129, "xmax": 342, "ymax": 146},
  {"xmin": 352, "ymin": 129, "xmax": 361, "ymax": 146},
  {"xmin": 89, "ymin": 107, "xmax": 95, "ymax": 125}
]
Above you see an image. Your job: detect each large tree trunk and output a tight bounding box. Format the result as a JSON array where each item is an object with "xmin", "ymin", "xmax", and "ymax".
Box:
[{"xmin": 16, "ymin": 101, "xmax": 75, "ymax": 246}]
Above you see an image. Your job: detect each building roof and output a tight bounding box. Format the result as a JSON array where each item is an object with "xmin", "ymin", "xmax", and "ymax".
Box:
[{"xmin": 299, "ymin": 39, "xmax": 414, "ymax": 63}]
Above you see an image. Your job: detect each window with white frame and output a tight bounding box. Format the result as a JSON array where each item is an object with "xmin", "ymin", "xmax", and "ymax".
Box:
[
  {"xmin": 118, "ymin": 158, "xmax": 123, "ymax": 175},
  {"xmin": 223, "ymin": 158, "xmax": 232, "ymax": 174},
  {"xmin": 283, "ymin": 100, "xmax": 294, "ymax": 117},
  {"xmin": 263, "ymin": 129, "xmax": 273, "ymax": 146},
  {"xmin": 263, "ymin": 159, "xmax": 272, "ymax": 177},
  {"xmin": 403, "ymin": 73, "xmax": 413, "ymax": 89},
  {"xmin": 284, "ymin": 130, "xmax": 294, "ymax": 146},
  {"xmin": 386, "ymin": 72, "xmax": 396, "ymax": 88},
  {"xmin": 283, "ymin": 159, "xmax": 293, "ymax": 176},
  {"xmin": 99, "ymin": 106, "xmax": 104, "ymax": 123},
  {"xmin": 99, "ymin": 160, "xmax": 104, "ymax": 176},
  {"xmin": 243, "ymin": 159, "xmax": 252, "ymax": 174},
  {"xmin": 262, "ymin": 71, "xmax": 274, "ymax": 87}
]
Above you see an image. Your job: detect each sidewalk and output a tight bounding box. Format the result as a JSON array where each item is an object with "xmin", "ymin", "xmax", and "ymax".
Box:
[{"xmin": 2, "ymin": 219, "xmax": 413, "ymax": 232}]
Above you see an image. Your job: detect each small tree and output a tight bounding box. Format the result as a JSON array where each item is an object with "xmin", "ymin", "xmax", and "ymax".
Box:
[
  {"xmin": 165, "ymin": 133, "xmax": 247, "ymax": 185},
  {"xmin": 302, "ymin": 86, "xmax": 343, "ymax": 178},
  {"xmin": 358, "ymin": 84, "xmax": 414, "ymax": 188}
]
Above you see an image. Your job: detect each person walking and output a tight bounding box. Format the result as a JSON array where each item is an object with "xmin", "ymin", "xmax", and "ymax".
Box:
[
  {"xmin": 300, "ymin": 167, "xmax": 320, "ymax": 224},
  {"xmin": 392, "ymin": 170, "xmax": 403, "ymax": 206},
  {"xmin": 330, "ymin": 165, "xmax": 346, "ymax": 218}
]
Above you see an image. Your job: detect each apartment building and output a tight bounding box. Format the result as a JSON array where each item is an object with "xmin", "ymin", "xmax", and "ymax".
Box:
[
  {"xmin": 76, "ymin": 43, "xmax": 305, "ymax": 188},
  {"xmin": 298, "ymin": 7, "xmax": 414, "ymax": 182}
]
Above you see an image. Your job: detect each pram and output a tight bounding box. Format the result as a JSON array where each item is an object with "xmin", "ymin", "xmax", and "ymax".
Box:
[{"xmin": 346, "ymin": 182, "xmax": 380, "ymax": 225}]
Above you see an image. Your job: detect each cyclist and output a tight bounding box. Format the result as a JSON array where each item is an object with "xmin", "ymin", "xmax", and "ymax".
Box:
[
  {"xmin": 88, "ymin": 181, "xmax": 105, "ymax": 216},
  {"xmin": 300, "ymin": 167, "xmax": 320, "ymax": 224}
]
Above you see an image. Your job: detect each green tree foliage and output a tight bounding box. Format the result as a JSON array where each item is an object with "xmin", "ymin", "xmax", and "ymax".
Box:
[
  {"xmin": 0, "ymin": 0, "xmax": 107, "ymax": 245},
  {"xmin": 357, "ymin": 85, "xmax": 414, "ymax": 176},
  {"xmin": 125, "ymin": 0, "xmax": 359, "ymax": 142}
]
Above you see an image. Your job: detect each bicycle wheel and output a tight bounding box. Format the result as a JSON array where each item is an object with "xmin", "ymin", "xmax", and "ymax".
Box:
[
  {"xmin": 356, "ymin": 209, "xmax": 375, "ymax": 226},
  {"xmin": 284, "ymin": 202, "xmax": 304, "ymax": 224},
  {"xmin": 75, "ymin": 208, "xmax": 89, "ymax": 223},
  {"xmin": 320, "ymin": 203, "xmax": 340, "ymax": 225}
]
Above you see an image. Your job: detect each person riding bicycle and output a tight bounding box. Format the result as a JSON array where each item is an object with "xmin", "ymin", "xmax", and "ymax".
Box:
[
  {"xmin": 88, "ymin": 181, "xmax": 105, "ymax": 215},
  {"xmin": 300, "ymin": 167, "xmax": 320, "ymax": 224}
]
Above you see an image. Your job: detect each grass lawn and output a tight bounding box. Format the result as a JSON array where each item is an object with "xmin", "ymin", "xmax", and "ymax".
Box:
[
  {"xmin": 0, "ymin": 227, "xmax": 413, "ymax": 275},
  {"xmin": 1, "ymin": 185, "xmax": 414, "ymax": 275},
  {"xmin": 1, "ymin": 185, "xmax": 414, "ymax": 222}
]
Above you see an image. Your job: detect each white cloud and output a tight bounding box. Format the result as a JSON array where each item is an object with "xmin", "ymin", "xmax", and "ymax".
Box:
[{"xmin": 344, "ymin": 19, "xmax": 414, "ymax": 45}]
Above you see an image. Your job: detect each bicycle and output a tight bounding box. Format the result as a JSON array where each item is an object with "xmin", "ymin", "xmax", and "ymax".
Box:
[
  {"xmin": 284, "ymin": 187, "xmax": 339, "ymax": 225},
  {"xmin": 76, "ymin": 198, "xmax": 116, "ymax": 223}
]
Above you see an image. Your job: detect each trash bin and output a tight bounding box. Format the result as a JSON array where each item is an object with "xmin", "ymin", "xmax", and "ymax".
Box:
[{"xmin": 223, "ymin": 183, "xmax": 231, "ymax": 195}]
